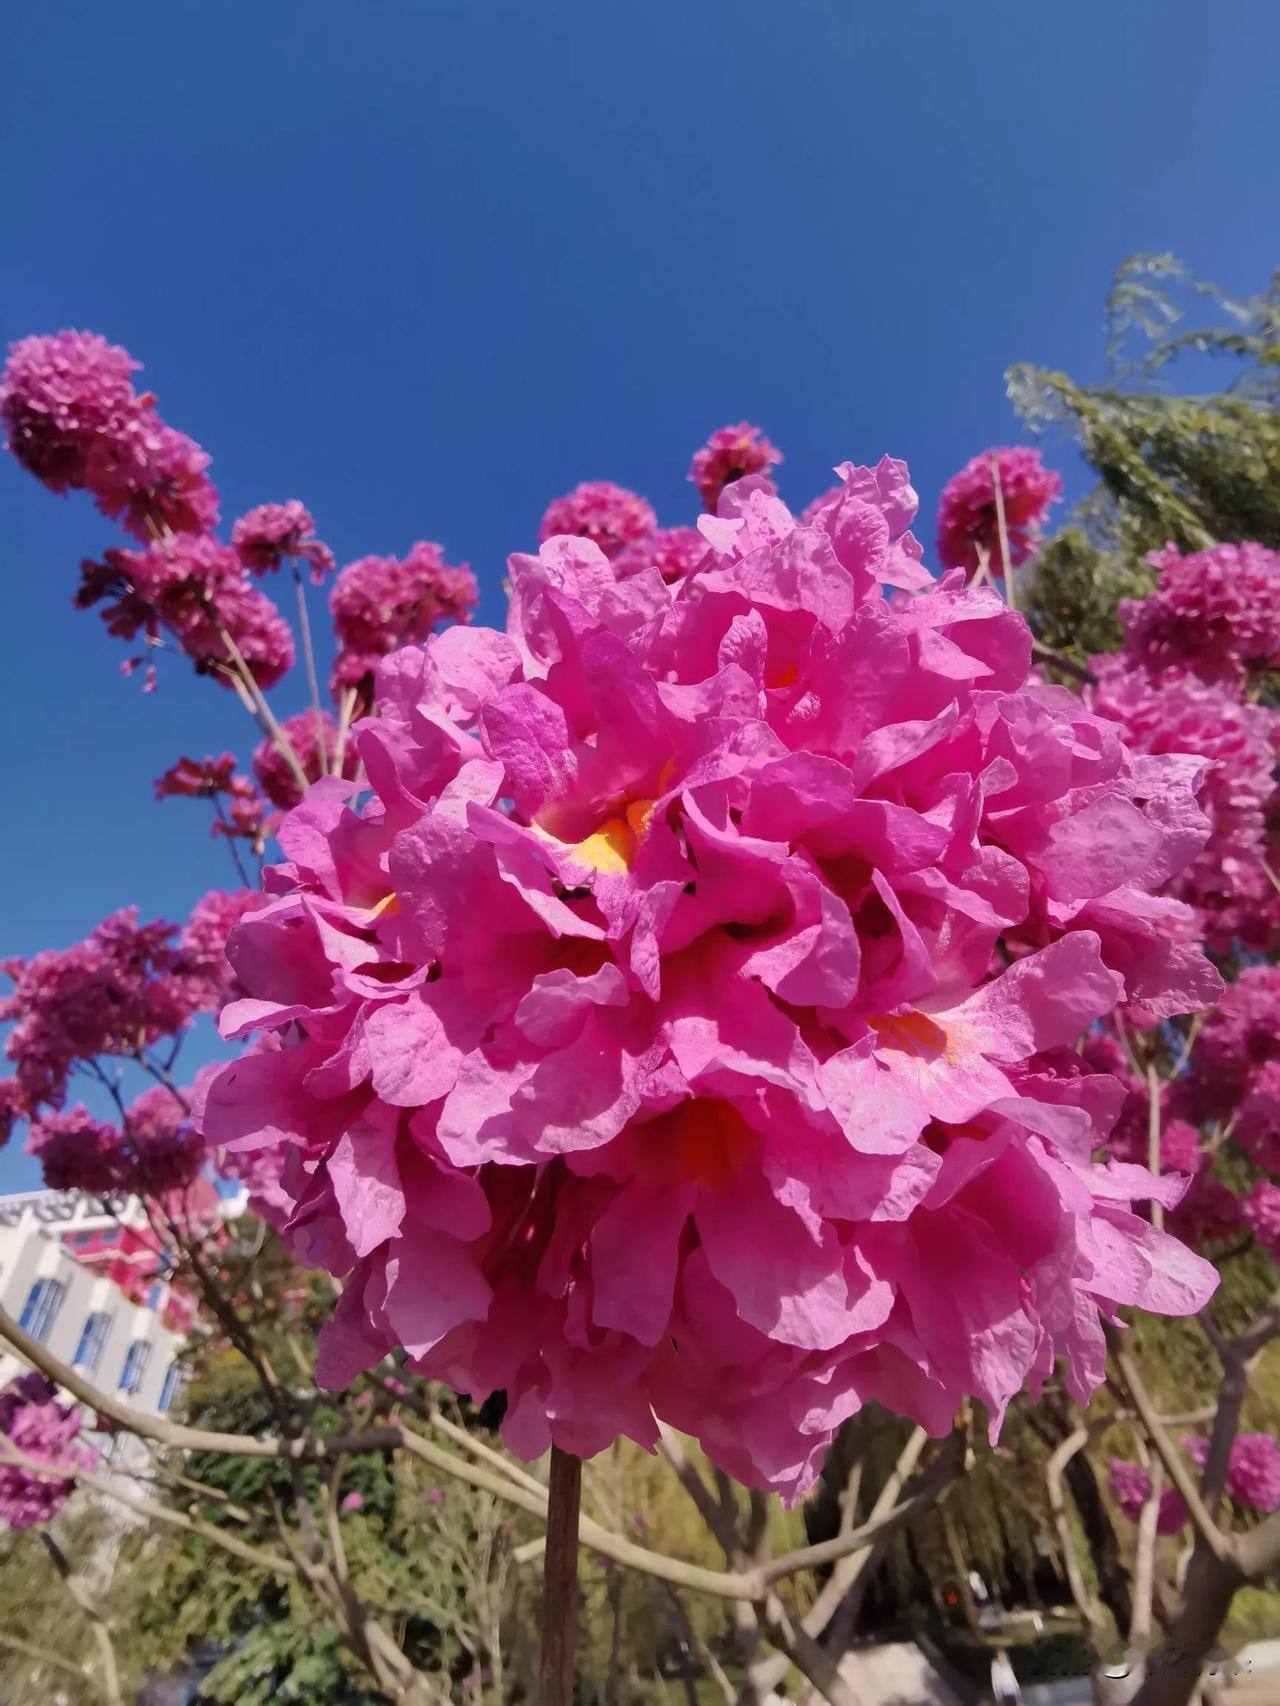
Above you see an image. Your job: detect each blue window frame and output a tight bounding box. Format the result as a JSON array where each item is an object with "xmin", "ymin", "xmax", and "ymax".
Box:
[
  {"xmin": 72, "ymin": 1311, "xmax": 113, "ymax": 1372},
  {"xmin": 18, "ymin": 1278, "xmax": 66, "ymax": 1342},
  {"xmin": 158, "ymin": 1363, "xmax": 182, "ymax": 1412},
  {"xmin": 118, "ymin": 1338, "xmax": 152, "ymax": 1395}
]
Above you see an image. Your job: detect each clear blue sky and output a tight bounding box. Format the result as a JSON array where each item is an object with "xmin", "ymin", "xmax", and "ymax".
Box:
[{"xmin": 1, "ymin": 1, "xmax": 1276, "ymax": 1189}]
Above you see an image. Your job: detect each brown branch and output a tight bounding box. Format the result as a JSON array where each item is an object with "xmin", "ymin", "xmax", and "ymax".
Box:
[
  {"xmin": 0, "ymin": 1628, "xmax": 91, "ymax": 1682},
  {"xmin": 1031, "ymin": 639, "xmax": 1098, "ymax": 686},
  {"xmin": 539, "ymin": 1447, "xmax": 582, "ymax": 1706},
  {"xmin": 1046, "ymin": 1426, "xmax": 1109, "ymax": 1643},
  {"xmin": 1105, "ymin": 1325, "xmax": 1230, "ymax": 1564}
]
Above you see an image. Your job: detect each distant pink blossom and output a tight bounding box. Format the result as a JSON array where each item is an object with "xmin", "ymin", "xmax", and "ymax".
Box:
[
  {"xmin": 233, "ymin": 501, "xmax": 335, "ymax": 584},
  {"xmin": 613, "ymin": 526, "xmax": 706, "ymax": 584},
  {"xmin": 1089, "ymin": 660, "xmax": 1280, "ymax": 953},
  {"xmin": 0, "ymin": 1374, "xmax": 97, "ymax": 1530},
  {"xmin": 330, "ymin": 544, "xmax": 477, "ymax": 701},
  {"xmin": 539, "ymin": 482, "xmax": 656, "ymax": 560},
  {"xmin": 89, "ymin": 417, "xmax": 219, "ymax": 541},
  {"xmin": 935, "ymin": 446, "xmax": 1061, "ymax": 578},
  {"xmin": 0, "ymin": 331, "xmax": 140, "ymax": 493},
  {"xmin": 77, "ymin": 536, "xmax": 293, "ymax": 691},
  {"xmin": 200, "ymin": 459, "xmax": 1218, "ymax": 1497},
  {"xmin": 179, "ymin": 888, "xmax": 267, "ymax": 1013},
  {"xmin": 1224, "ymin": 1434, "xmax": 1280, "ymax": 1512},
  {"xmin": 1123, "ymin": 542, "xmax": 1280, "ymax": 684},
  {"xmin": 27, "ymin": 1106, "xmax": 124, "ymax": 1195},
  {"xmin": 689, "ymin": 422, "xmax": 782, "ymax": 510},
  {"xmin": 1108, "ymin": 1458, "xmax": 1189, "ymax": 1534},
  {"xmin": 340, "ymin": 1490, "xmax": 364, "ymax": 1513},
  {"xmin": 1242, "ymin": 1181, "xmax": 1280, "ymax": 1259},
  {"xmin": 253, "ymin": 710, "xmax": 357, "ymax": 809},
  {"xmin": 1, "ymin": 910, "xmax": 192, "ymax": 1114}
]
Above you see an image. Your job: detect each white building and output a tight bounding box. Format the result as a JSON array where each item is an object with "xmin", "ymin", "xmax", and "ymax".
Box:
[{"xmin": 0, "ymin": 1188, "xmax": 190, "ymax": 1415}]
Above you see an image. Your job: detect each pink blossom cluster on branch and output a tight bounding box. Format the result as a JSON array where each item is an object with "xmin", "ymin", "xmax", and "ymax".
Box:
[
  {"xmin": 199, "ymin": 459, "xmax": 1219, "ymax": 1496},
  {"xmin": 0, "ymin": 1373, "xmax": 97, "ymax": 1531},
  {"xmin": 935, "ymin": 446, "xmax": 1061, "ymax": 578},
  {"xmin": 1110, "ymin": 1431, "xmax": 1280, "ymax": 1533},
  {"xmin": 329, "ymin": 544, "xmax": 478, "ymax": 706},
  {"xmin": 1121, "ymin": 541, "xmax": 1280, "ymax": 684},
  {"xmin": 1088, "ymin": 661, "xmax": 1280, "ymax": 954}
]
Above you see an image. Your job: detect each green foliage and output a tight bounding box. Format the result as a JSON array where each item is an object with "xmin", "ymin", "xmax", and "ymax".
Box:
[{"xmin": 1012, "ymin": 254, "xmax": 1280, "ymax": 656}]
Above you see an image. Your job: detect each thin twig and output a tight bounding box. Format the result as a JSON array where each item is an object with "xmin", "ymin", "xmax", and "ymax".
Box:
[{"xmin": 217, "ymin": 623, "xmax": 309, "ymax": 793}]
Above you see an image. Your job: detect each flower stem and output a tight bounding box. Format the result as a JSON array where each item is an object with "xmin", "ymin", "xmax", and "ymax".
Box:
[
  {"xmin": 217, "ymin": 624, "xmax": 309, "ymax": 794},
  {"xmin": 292, "ymin": 560, "xmax": 327, "ymax": 757},
  {"xmin": 989, "ymin": 452, "xmax": 1016, "ymax": 612},
  {"xmin": 332, "ymin": 685, "xmax": 358, "ymax": 777},
  {"xmin": 539, "ymin": 1446, "xmax": 582, "ymax": 1706}
]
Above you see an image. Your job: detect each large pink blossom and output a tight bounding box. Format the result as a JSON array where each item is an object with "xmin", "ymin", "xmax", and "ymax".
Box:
[
  {"xmin": 200, "ymin": 462, "xmax": 1218, "ymax": 1496},
  {"xmin": 689, "ymin": 423, "xmax": 782, "ymax": 511},
  {"xmin": 330, "ymin": 544, "xmax": 478, "ymax": 702},
  {"xmin": 254, "ymin": 710, "xmax": 359, "ymax": 810},
  {"xmin": 935, "ymin": 447, "xmax": 1062, "ymax": 578},
  {"xmin": 539, "ymin": 483, "xmax": 656, "ymax": 561},
  {"xmin": 0, "ymin": 1374, "xmax": 97, "ymax": 1531},
  {"xmin": 1122, "ymin": 541, "xmax": 1280, "ymax": 684},
  {"xmin": 1, "ymin": 910, "xmax": 192, "ymax": 1115},
  {"xmin": 233, "ymin": 501, "xmax": 335, "ymax": 584},
  {"xmin": 1089, "ymin": 660, "xmax": 1280, "ymax": 953}
]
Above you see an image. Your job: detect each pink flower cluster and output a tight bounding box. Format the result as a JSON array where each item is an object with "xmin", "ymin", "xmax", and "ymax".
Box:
[
  {"xmin": 155, "ymin": 755, "xmax": 272, "ymax": 847},
  {"xmin": 1122, "ymin": 542, "xmax": 1280, "ymax": 684},
  {"xmin": 200, "ymin": 459, "xmax": 1220, "ymax": 1496},
  {"xmin": 1111, "ymin": 1432, "xmax": 1280, "ymax": 1533},
  {"xmin": 233, "ymin": 501, "xmax": 335, "ymax": 584},
  {"xmin": 1, "ymin": 331, "xmax": 218, "ymax": 539},
  {"xmin": 77, "ymin": 535, "xmax": 294, "ymax": 692},
  {"xmin": 935, "ymin": 447, "xmax": 1062, "ymax": 579},
  {"xmin": 540, "ymin": 483, "xmax": 657, "ymax": 561},
  {"xmin": 27, "ymin": 1086, "xmax": 204, "ymax": 1196},
  {"xmin": 0, "ymin": 1373, "xmax": 97, "ymax": 1531},
  {"xmin": 1, "ymin": 910, "xmax": 192, "ymax": 1116},
  {"xmin": 179, "ymin": 888, "xmax": 268, "ymax": 1013},
  {"xmin": 254, "ymin": 711, "xmax": 359, "ymax": 810},
  {"xmin": 614, "ymin": 526, "xmax": 707, "ymax": 585},
  {"xmin": 1088, "ymin": 660, "xmax": 1280, "ymax": 953},
  {"xmin": 330, "ymin": 544, "xmax": 478, "ymax": 703},
  {"xmin": 689, "ymin": 423, "xmax": 782, "ymax": 511}
]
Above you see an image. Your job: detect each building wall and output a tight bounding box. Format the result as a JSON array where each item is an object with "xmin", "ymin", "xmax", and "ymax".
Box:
[{"xmin": 0, "ymin": 1191, "xmax": 186, "ymax": 1415}]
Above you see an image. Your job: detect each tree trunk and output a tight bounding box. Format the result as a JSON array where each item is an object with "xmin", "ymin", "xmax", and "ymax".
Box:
[{"xmin": 1130, "ymin": 1548, "xmax": 1243, "ymax": 1706}]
